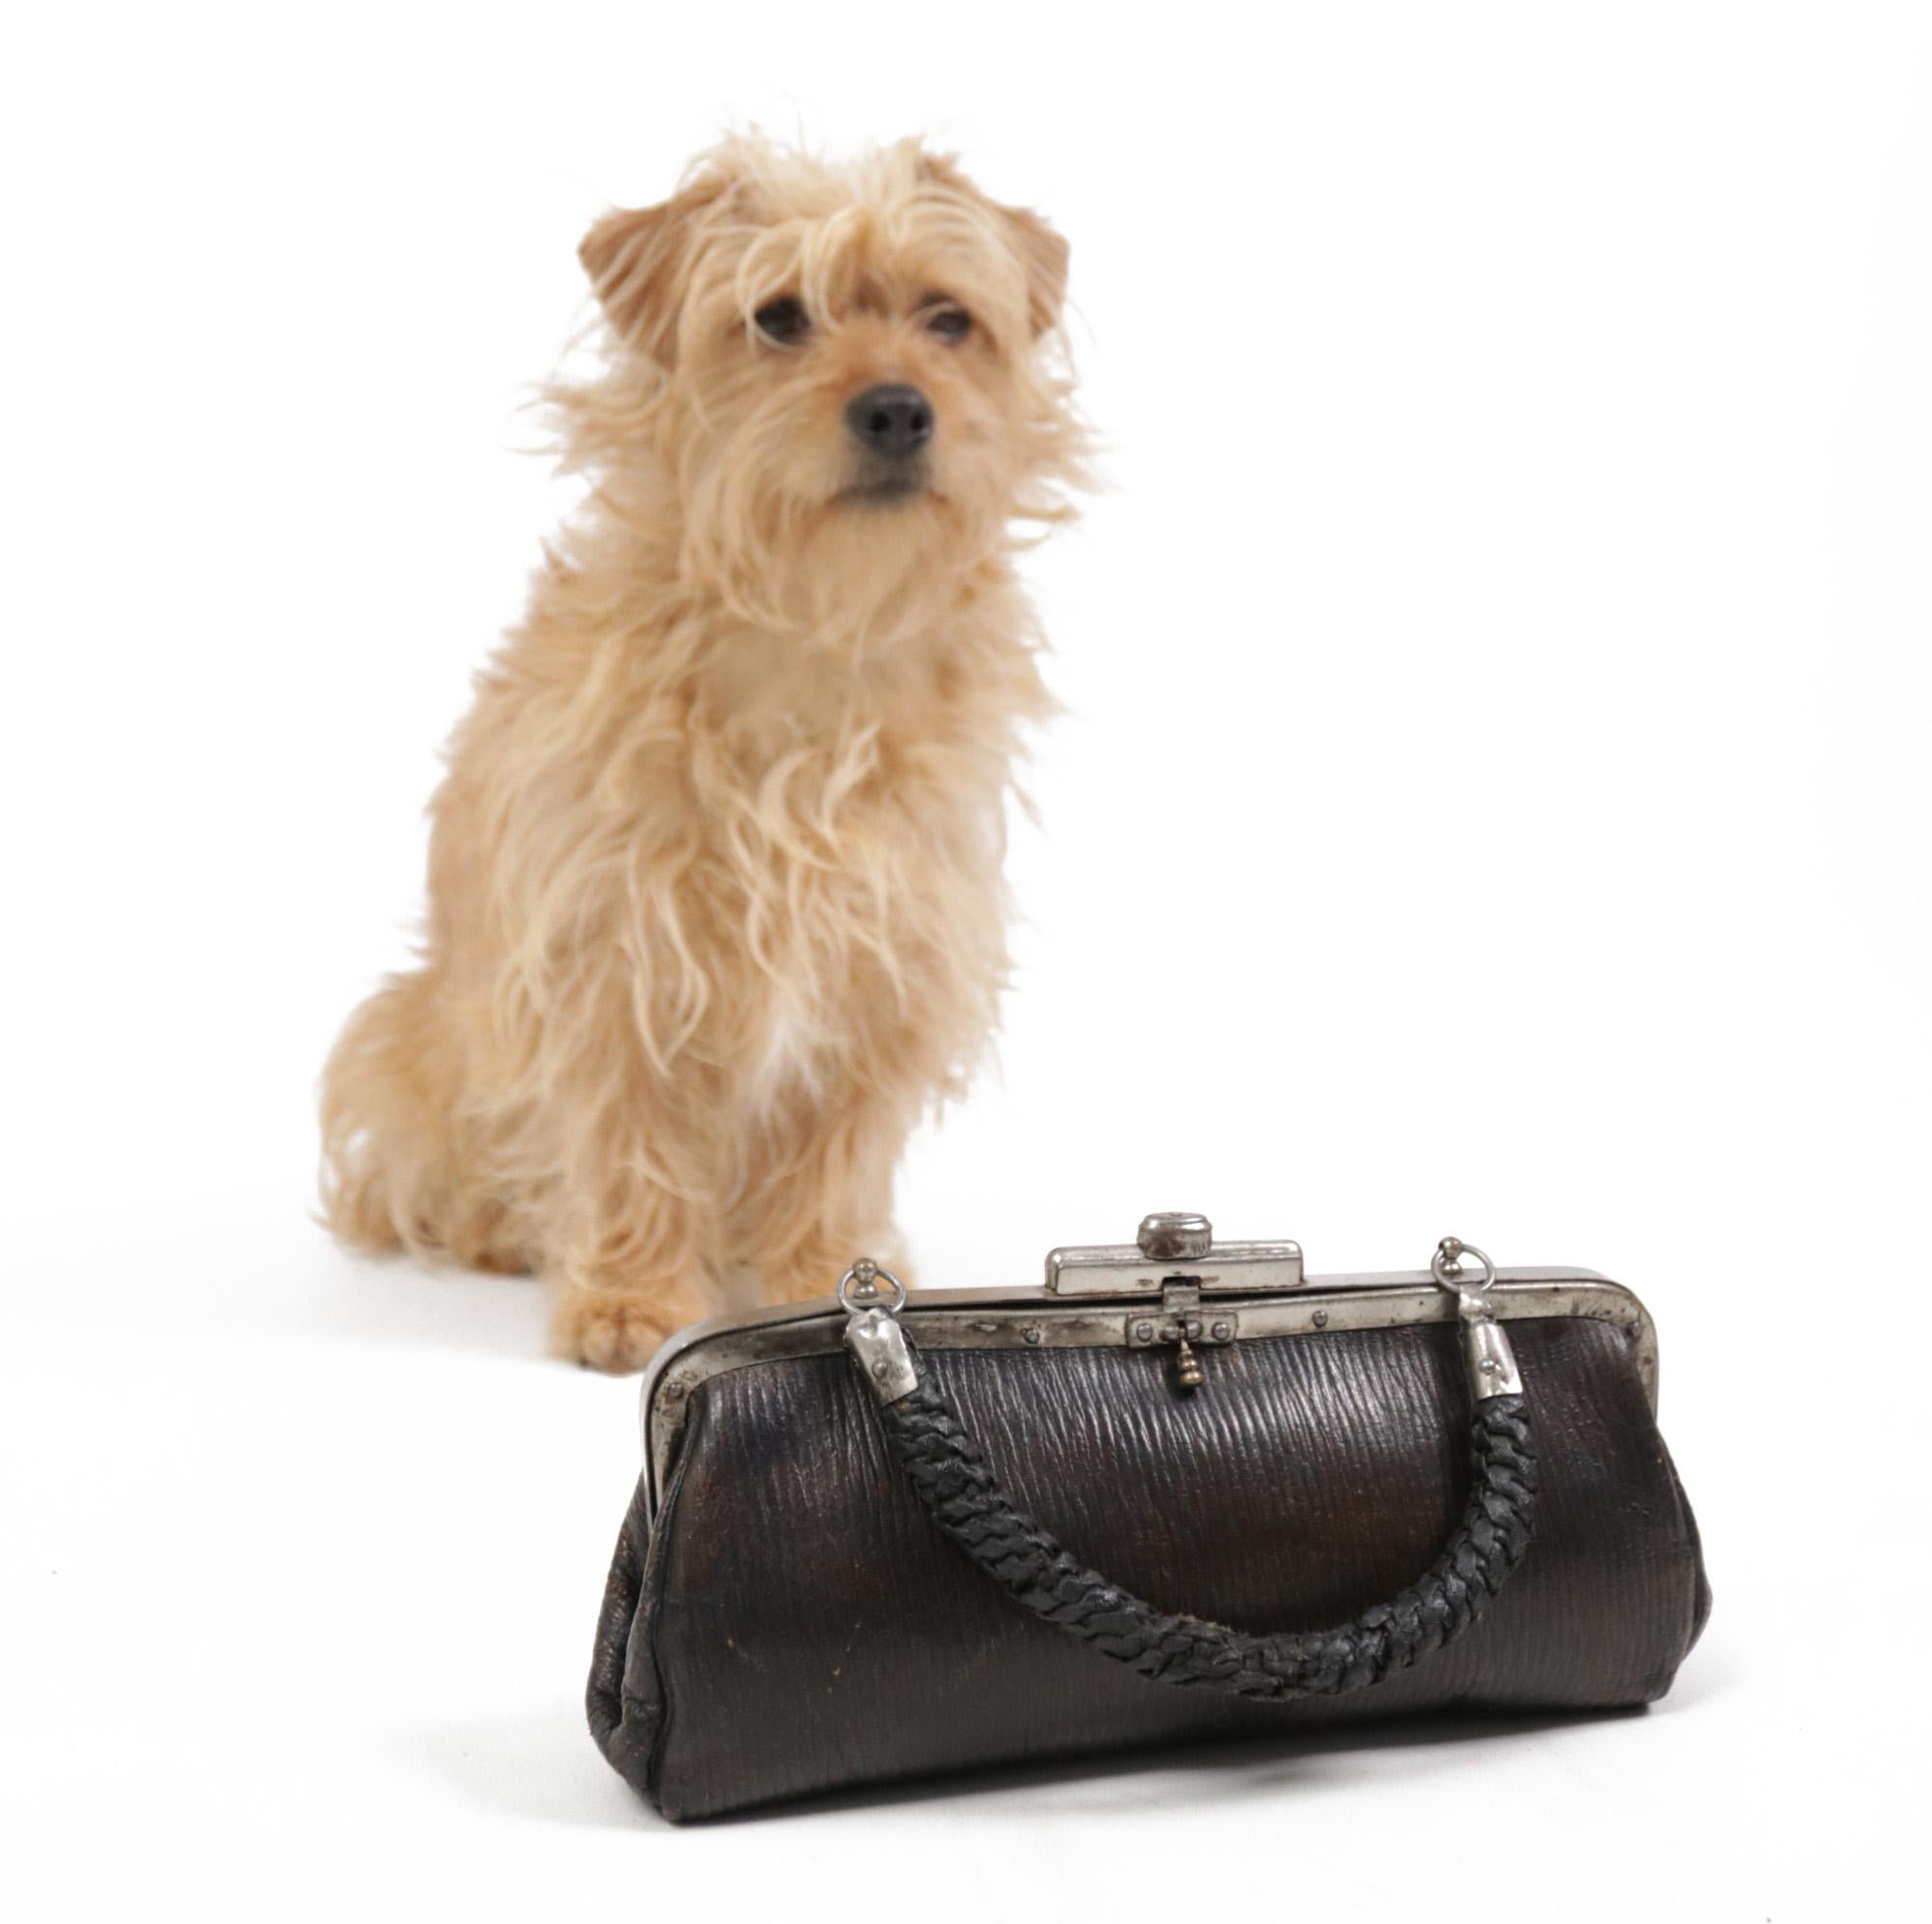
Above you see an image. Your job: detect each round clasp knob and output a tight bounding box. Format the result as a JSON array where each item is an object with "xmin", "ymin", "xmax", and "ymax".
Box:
[{"xmin": 1138, "ymin": 1212, "xmax": 1213, "ymax": 1262}]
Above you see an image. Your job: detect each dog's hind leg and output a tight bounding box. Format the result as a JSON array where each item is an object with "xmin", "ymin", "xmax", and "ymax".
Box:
[{"xmin": 318, "ymin": 966, "xmax": 533, "ymax": 1272}]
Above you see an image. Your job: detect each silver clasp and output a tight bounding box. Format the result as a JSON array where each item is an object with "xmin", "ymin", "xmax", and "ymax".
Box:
[
  {"xmin": 1125, "ymin": 1279, "xmax": 1240, "ymax": 1393},
  {"xmin": 1052, "ymin": 1213, "xmax": 1280, "ymax": 1394},
  {"xmin": 1045, "ymin": 1211, "xmax": 1304, "ymax": 1298}
]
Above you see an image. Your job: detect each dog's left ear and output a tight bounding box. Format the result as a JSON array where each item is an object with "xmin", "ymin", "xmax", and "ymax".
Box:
[
  {"xmin": 918, "ymin": 154, "xmax": 1069, "ymax": 339},
  {"xmin": 578, "ymin": 174, "xmax": 728, "ymax": 364},
  {"xmin": 998, "ymin": 204, "xmax": 1069, "ymax": 339}
]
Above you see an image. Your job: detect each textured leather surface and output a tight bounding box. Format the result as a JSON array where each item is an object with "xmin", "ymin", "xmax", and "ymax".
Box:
[{"xmin": 588, "ymin": 1314, "xmax": 1710, "ymax": 1820}]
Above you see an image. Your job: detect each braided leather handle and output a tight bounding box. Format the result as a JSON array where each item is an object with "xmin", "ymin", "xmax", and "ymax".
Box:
[{"xmin": 863, "ymin": 1349, "xmax": 1537, "ymax": 1701}]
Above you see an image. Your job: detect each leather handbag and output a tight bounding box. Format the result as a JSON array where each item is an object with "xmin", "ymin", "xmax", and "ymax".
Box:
[{"xmin": 587, "ymin": 1214, "xmax": 1710, "ymax": 1820}]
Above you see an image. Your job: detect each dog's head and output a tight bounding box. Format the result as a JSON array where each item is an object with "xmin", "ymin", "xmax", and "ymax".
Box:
[{"xmin": 572, "ymin": 136, "xmax": 1083, "ymax": 636}]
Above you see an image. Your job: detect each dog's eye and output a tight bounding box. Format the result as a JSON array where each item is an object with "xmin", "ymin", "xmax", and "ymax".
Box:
[
  {"xmin": 923, "ymin": 304, "xmax": 974, "ymax": 344},
  {"xmin": 753, "ymin": 297, "xmax": 811, "ymax": 347}
]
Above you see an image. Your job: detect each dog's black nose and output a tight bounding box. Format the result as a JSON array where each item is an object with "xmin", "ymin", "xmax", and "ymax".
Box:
[{"xmin": 845, "ymin": 383, "xmax": 934, "ymax": 459}]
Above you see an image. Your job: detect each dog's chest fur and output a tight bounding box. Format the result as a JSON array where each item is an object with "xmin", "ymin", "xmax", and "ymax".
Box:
[
  {"xmin": 613, "ymin": 656, "xmax": 1020, "ymax": 1112},
  {"xmin": 689, "ymin": 702, "xmax": 1009, "ymax": 1104}
]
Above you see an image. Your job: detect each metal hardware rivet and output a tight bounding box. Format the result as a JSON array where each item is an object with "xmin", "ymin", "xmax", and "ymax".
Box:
[
  {"xmin": 1133, "ymin": 1319, "xmax": 1155, "ymax": 1343},
  {"xmin": 1211, "ymin": 1320, "xmax": 1232, "ymax": 1341},
  {"xmin": 1022, "ymin": 1325, "xmax": 1043, "ymax": 1346},
  {"xmin": 1312, "ymin": 1309, "xmax": 1329, "ymax": 1328}
]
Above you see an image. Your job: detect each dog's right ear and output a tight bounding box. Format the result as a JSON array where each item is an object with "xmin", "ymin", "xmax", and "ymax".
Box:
[{"xmin": 578, "ymin": 176, "xmax": 728, "ymax": 365}]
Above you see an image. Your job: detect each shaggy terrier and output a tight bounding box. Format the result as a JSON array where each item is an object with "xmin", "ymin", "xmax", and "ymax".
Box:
[{"xmin": 320, "ymin": 135, "xmax": 1083, "ymax": 1370}]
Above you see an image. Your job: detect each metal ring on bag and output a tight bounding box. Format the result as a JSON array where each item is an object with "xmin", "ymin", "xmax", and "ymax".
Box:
[
  {"xmin": 836, "ymin": 1259, "xmax": 908, "ymax": 1314},
  {"xmin": 1430, "ymin": 1238, "xmax": 1497, "ymax": 1293}
]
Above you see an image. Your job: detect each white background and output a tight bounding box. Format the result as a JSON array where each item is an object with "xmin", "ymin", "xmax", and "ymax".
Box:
[{"xmin": 5, "ymin": 4, "xmax": 1926, "ymax": 1917}]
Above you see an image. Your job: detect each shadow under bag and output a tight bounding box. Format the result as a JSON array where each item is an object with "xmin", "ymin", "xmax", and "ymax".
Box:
[{"xmin": 587, "ymin": 1217, "xmax": 1710, "ymax": 1820}]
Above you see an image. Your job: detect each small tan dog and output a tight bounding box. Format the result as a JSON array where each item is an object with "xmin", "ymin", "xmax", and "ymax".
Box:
[{"xmin": 320, "ymin": 135, "xmax": 1083, "ymax": 1370}]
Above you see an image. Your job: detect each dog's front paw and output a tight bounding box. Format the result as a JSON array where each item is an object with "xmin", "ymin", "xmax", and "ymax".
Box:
[{"xmin": 550, "ymin": 1275, "xmax": 716, "ymax": 1374}]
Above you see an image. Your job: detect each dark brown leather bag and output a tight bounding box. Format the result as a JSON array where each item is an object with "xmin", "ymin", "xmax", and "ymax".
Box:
[{"xmin": 587, "ymin": 1217, "xmax": 1709, "ymax": 1821}]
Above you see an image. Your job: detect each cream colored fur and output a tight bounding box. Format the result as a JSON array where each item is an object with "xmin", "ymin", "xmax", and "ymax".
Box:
[{"xmin": 319, "ymin": 136, "xmax": 1084, "ymax": 1370}]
